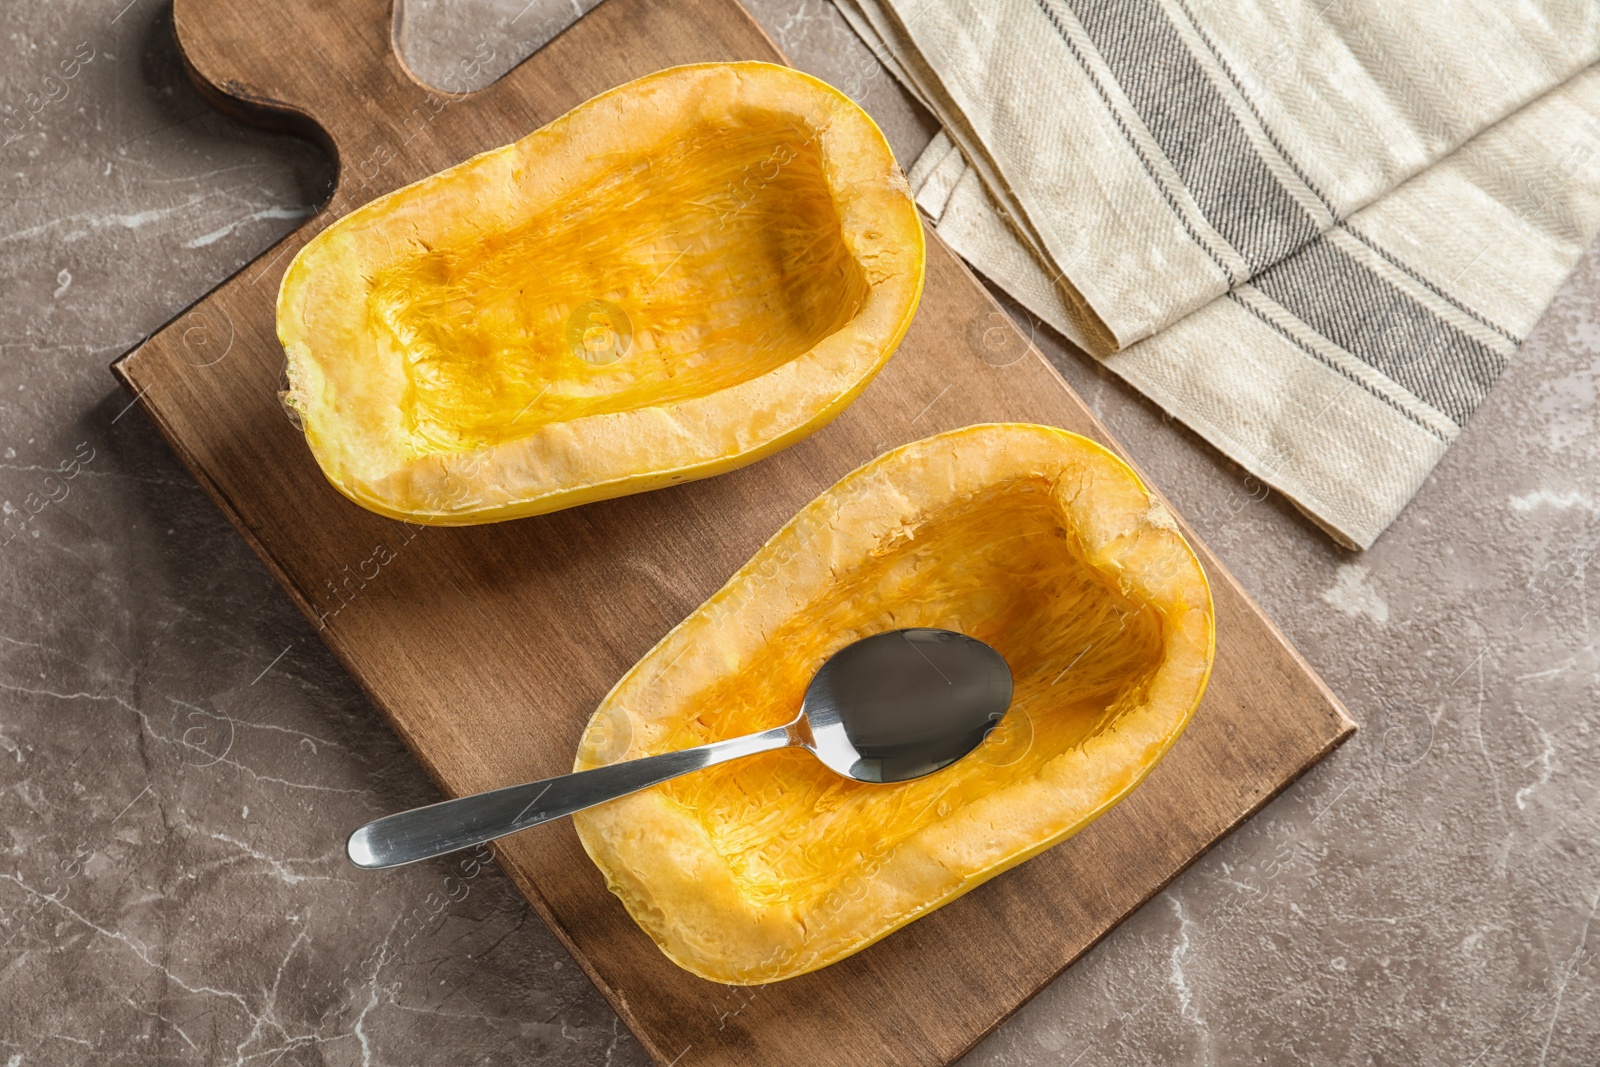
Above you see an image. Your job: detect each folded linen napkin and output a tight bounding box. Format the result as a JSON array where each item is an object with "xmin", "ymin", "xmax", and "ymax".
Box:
[{"xmin": 835, "ymin": 0, "xmax": 1600, "ymax": 547}]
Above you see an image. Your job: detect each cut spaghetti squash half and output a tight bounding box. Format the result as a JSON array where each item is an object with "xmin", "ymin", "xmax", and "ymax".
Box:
[
  {"xmin": 276, "ymin": 62, "xmax": 924, "ymax": 522},
  {"xmin": 573, "ymin": 423, "xmax": 1215, "ymax": 983}
]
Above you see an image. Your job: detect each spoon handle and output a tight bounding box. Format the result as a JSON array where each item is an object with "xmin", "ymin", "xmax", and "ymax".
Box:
[{"xmin": 346, "ymin": 723, "xmax": 794, "ymax": 869}]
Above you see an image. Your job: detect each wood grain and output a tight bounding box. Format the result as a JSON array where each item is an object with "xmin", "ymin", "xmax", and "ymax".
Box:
[{"xmin": 112, "ymin": 1, "xmax": 1356, "ymax": 1063}]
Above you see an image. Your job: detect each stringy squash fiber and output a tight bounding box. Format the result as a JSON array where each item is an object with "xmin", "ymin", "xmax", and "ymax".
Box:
[
  {"xmin": 276, "ymin": 62, "xmax": 924, "ymax": 522},
  {"xmin": 572, "ymin": 424, "xmax": 1215, "ymax": 983}
]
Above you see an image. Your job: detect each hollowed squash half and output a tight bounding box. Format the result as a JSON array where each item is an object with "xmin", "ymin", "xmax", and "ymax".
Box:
[
  {"xmin": 573, "ymin": 424, "xmax": 1215, "ymax": 983},
  {"xmin": 276, "ymin": 62, "xmax": 924, "ymax": 523}
]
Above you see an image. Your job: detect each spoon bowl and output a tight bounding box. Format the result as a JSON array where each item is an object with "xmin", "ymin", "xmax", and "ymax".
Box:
[
  {"xmin": 347, "ymin": 628, "xmax": 1012, "ymax": 869},
  {"xmin": 803, "ymin": 628, "xmax": 1013, "ymax": 783}
]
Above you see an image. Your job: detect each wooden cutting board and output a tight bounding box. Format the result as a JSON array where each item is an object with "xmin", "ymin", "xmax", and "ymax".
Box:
[{"xmin": 113, "ymin": 0, "xmax": 1356, "ymax": 1063}]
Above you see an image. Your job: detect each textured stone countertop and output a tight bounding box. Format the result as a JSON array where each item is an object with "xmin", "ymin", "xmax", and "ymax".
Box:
[{"xmin": 3, "ymin": 1, "xmax": 1598, "ymax": 1064}]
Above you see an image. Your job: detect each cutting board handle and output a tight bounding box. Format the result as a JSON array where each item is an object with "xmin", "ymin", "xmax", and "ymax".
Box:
[{"xmin": 172, "ymin": 0, "xmax": 441, "ymax": 159}]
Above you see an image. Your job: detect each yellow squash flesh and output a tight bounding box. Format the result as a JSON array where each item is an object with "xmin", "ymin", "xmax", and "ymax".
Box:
[
  {"xmin": 276, "ymin": 62, "xmax": 924, "ymax": 523},
  {"xmin": 572, "ymin": 423, "xmax": 1216, "ymax": 984}
]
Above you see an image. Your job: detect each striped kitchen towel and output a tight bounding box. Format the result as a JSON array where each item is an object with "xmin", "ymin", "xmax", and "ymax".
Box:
[{"xmin": 835, "ymin": 0, "xmax": 1600, "ymax": 547}]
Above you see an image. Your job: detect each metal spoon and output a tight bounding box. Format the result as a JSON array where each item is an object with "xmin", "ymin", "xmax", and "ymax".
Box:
[{"xmin": 346, "ymin": 628, "xmax": 1013, "ymax": 869}]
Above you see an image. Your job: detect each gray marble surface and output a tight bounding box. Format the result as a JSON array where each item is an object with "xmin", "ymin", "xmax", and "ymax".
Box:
[{"xmin": 2, "ymin": 1, "xmax": 1597, "ymax": 1064}]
